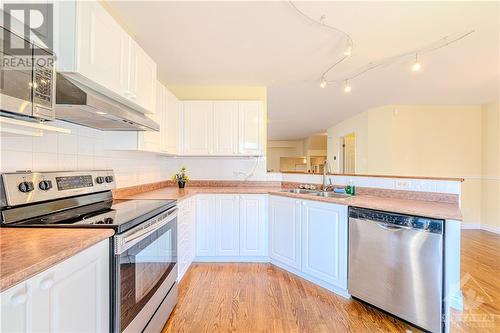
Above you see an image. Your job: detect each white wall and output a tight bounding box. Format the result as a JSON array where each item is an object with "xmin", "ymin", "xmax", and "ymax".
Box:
[{"xmin": 0, "ymin": 120, "xmax": 274, "ymax": 187}]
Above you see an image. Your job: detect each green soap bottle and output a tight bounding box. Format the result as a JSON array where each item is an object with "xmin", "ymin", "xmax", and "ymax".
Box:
[{"xmin": 345, "ymin": 179, "xmax": 356, "ymax": 195}]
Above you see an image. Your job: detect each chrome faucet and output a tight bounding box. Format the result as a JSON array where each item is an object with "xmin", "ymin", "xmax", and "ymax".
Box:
[{"xmin": 322, "ymin": 160, "xmax": 331, "ymax": 191}]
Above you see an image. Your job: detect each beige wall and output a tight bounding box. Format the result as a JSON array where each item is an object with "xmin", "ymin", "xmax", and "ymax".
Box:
[
  {"xmin": 267, "ymin": 140, "xmax": 305, "ymax": 172},
  {"xmin": 481, "ymin": 101, "xmax": 500, "ymax": 229},
  {"xmin": 327, "ymin": 104, "xmax": 495, "ymax": 227}
]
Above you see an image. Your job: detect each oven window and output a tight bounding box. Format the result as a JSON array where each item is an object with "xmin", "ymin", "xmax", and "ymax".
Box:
[{"xmin": 119, "ymin": 222, "xmax": 177, "ymax": 331}]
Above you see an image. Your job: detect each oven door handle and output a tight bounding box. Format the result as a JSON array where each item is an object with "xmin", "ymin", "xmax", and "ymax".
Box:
[{"xmin": 115, "ymin": 208, "xmax": 177, "ymax": 254}]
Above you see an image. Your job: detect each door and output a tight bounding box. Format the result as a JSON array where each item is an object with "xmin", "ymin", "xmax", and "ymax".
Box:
[
  {"xmin": 215, "ymin": 195, "xmax": 240, "ymax": 256},
  {"xmin": 239, "ymin": 194, "xmax": 267, "ymax": 256},
  {"xmin": 213, "ymin": 101, "xmax": 238, "ymax": 155},
  {"xmin": 269, "ymin": 196, "xmax": 301, "ymax": 269},
  {"xmin": 301, "ymin": 200, "xmax": 347, "ymax": 287},
  {"xmin": 128, "ymin": 39, "xmax": 157, "ymax": 113},
  {"xmin": 341, "ymin": 133, "xmax": 356, "ymax": 174},
  {"xmin": 195, "ymin": 195, "xmax": 216, "ymax": 256},
  {"xmin": 77, "ymin": 1, "xmax": 128, "ymax": 95},
  {"xmin": 238, "ymin": 101, "xmax": 263, "ymax": 155},
  {"xmin": 181, "ymin": 101, "xmax": 213, "ymax": 155}
]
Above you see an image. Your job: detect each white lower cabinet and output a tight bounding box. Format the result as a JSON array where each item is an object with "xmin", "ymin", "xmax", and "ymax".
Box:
[
  {"xmin": 301, "ymin": 200, "xmax": 348, "ymax": 289},
  {"xmin": 195, "ymin": 194, "xmax": 268, "ymax": 260},
  {"xmin": 239, "ymin": 195, "xmax": 268, "ymax": 256},
  {"xmin": 269, "ymin": 196, "xmax": 302, "ymax": 270},
  {"xmin": 1, "ymin": 239, "xmax": 110, "ymax": 333},
  {"xmin": 269, "ymin": 195, "xmax": 348, "ymax": 295},
  {"xmin": 178, "ymin": 197, "xmax": 196, "ymax": 281},
  {"xmin": 195, "ymin": 195, "xmax": 216, "ymax": 256},
  {"xmin": 215, "ymin": 195, "xmax": 240, "ymax": 256}
]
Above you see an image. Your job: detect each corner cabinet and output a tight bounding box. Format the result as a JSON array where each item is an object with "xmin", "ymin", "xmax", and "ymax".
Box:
[
  {"xmin": 102, "ymin": 81, "xmax": 178, "ymax": 155},
  {"xmin": 269, "ymin": 196, "xmax": 348, "ymax": 296},
  {"xmin": 54, "ymin": 1, "xmax": 157, "ymax": 114},
  {"xmin": 195, "ymin": 194, "xmax": 268, "ymax": 260},
  {"xmin": 269, "ymin": 196, "xmax": 302, "ymax": 270},
  {"xmin": 179, "ymin": 100, "xmax": 264, "ymax": 156},
  {"xmin": 1, "ymin": 239, "xmax": 110, "ymax": 332}
]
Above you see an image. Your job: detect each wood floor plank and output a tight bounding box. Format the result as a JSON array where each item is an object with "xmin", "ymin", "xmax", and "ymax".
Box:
[{"xmin": 163, "ymin": 230, "xmax": 500, "ymax": 332}]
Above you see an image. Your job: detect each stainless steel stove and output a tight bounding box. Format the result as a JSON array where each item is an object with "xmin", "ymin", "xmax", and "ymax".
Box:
[{"xmin": 0, "ymin": 170, "xmax": 178, "ymax": 333}]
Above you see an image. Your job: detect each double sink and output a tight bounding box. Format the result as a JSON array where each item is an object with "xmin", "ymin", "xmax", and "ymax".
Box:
[{"xmin": 282, "ymin": 188, "xmax": 352, "ymax": 199}]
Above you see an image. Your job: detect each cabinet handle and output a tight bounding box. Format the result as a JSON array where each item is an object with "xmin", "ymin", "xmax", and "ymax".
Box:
[
  {"xmin": 295, "ymin": 200, "xmax": 300, "ymax": 205},
  {"xmin": 11, "ymin": 292, "xmax": 28, "ymax": 305},
  {"xmin": 131, "ymin": 94, "xmax": 137, "ymax": 100},
  {"xmin": 302, "ymin": 202, "xmax": 306, "ymax": 206},
  {"xmin": 124, "ymin": 90, "xmax": 131, "ymax": 96},
  {"xmin": 40, "ymin": 278, "xmax": 54, "ymax": 290}
]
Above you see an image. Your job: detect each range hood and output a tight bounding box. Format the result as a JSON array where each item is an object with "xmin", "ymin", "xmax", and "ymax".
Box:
[{"xmin": 55, "ymin": 74, "xmax": 159, "ymax": 131}]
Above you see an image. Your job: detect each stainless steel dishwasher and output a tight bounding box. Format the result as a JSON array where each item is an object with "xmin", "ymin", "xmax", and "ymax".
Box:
[{"xmin": 348, "ymin": 207, "xmax": 444, "ymax": 333}]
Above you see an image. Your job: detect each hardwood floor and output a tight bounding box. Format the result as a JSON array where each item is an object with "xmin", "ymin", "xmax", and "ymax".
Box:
[{"xmin": 163, "ymin": 230, "xmax": 500, "ymax": 332}]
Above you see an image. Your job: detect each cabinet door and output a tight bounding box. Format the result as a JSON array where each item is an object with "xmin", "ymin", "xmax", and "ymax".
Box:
[
  {"xmin": 164, "ymin": 88, "xmax": 179, "ymax": 154},
  {"xmin": 239, "ymin": 194, "xmax": 267, "ymax": 256},
  {"xmin": 215, "ymin": 195, "xmax": 240, "ymax": 256},
  {"xmin": 129, "ymin": 39, "xmax": 157, "ymax": 113},
  {"xmin": 195, "ymin": 195, "xmax": 216, "ymax": 256},
  {"xmin": 238, "ymin": 101, "xmax": 263, "ymax": 155},
  {"xmin": 1, "ymin": 282, "xmax": 30, "ymax": 332},
  {"xmin": 30, "ymin": 239, "xmax": 109, "ymax": 332},
  {"xmin": 181, "ymin": 101, "xmax": 213, "ymax": 155},
  {"xmin": 213, "ymin": 101, "xmax": 238, "ymax": 155},
  {"xmin": 301, "ymin": 200, "xmax": 347, "ymax": 288},
  {"xmin": 77, "ymin": 1, "xmax": 128, "ymax": 95},
  {"xmin": 269, "ymin": 196, "xmax": 301, "ymax": 269},
  {"xmin": 138, "ymin": 81, "xmax": 163, "ymax": 152}
]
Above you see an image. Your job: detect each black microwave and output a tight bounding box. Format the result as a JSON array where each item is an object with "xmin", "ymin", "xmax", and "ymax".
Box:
[{"xmin": 0, "ymin": 26, "xmax": 55, "ymax": 121}]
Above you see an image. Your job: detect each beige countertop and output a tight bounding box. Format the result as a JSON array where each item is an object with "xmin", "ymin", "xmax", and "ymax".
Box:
[
  {"xmin": 122, "ymin": 186, "xmax": 463, "ymax": 221},
  {"xmin": 0, "ymin": 228, "xmax": 115, "ymax": 292}
]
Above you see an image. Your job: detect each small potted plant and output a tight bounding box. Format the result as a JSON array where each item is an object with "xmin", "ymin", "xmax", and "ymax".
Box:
[{"xmin": 172, "ymin": 166, "xmax": 189, "ymax": 188}]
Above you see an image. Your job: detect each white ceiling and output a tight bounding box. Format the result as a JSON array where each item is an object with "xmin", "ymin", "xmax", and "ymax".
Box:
[{"xmin": 107, "ymin": 1, "xmax": 499, "ymax": 140}]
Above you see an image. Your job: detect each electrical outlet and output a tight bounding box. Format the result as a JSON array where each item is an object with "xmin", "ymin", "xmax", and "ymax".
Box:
[{"xmin": 395, "ymin": 180, "xmax": 411, "ymax": 190}]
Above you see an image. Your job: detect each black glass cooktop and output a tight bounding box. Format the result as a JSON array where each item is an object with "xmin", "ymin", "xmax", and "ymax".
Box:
[{"xmin": 3, "ymin": 198, "xmax": 176, "ymax": 233}]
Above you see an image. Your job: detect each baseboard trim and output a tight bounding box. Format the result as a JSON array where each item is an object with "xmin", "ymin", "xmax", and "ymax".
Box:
[
  {"xmin": 461, "ymin": 223, "xmax": 480, "ymax": 229},
  {"xmin": 449, "ymin": 290, "xmax": 464, "ymax": 311},
  {"xmin": 461, "ymin": 224, "xmax": 500, "ymax": 234},
  {"xmin": 481, "ymin": 224, "xmax": 500, "ymax": 234},
  {"xmin": 194, "ymin": 256, "xmax": 270, "ymax": 263}
]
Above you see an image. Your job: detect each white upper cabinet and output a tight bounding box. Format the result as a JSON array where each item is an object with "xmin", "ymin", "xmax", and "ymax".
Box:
[
  {"xmin": 181, "ymin": 101, "xmax": 214, "ymax": 155},
  {"xmin": 213, "ymin": 101, "xmax": 239, "ymax": 155},
  {"xmin": 164, "ymin": 89, "xmax": 179, "ymax": 154},
  {"xmin": 301, "ymin": 200, "xmax": 348, "ymax": 289},
  {"xmin": 75, "ymin": 0, "xmax": 129, "ymax": 95},
  {"xmin": 103, "ymin": 82, "xmax": 178, "ymax": 155},
  {"xmin": 179, "ymin": 100, "xmax": 264, "ymax": 156},
  {"xmin": 127, "ymin": 39, "xmax": 157, "ymax": 113},
  {"xmin": 238, "ymin": 101, "xmax": 264, "ymax": 155},
  {"xmin": 55, "ymin": 1, "xmax": 157, "ymax": 114}
]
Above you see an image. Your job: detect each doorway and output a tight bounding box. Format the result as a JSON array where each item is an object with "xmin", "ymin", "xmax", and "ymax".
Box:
[{"xmin": 341, "ymin": 133, "xmax": 356, "ymax": 174}]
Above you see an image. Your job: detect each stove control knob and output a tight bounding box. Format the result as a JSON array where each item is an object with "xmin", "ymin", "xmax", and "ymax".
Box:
[
  {"xmin": 105, "ymin": 176, "xmax": 114, "ymax": 183},
  {"xmin": 18, "ymin": 181, "xmax": 34, "ymax": 193},
  {"xmin": 38, "ymin": 180, "xmax": 52, "ymax": 191},
  {"xmin": 95, "ymin": 176, "xmax": 105, "ymax": 184}
]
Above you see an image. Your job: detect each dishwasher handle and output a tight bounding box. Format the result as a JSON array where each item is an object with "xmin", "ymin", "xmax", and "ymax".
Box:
[{"xmin": 375, "ymin": 222, "xmax": 411, "ymax": 231}]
